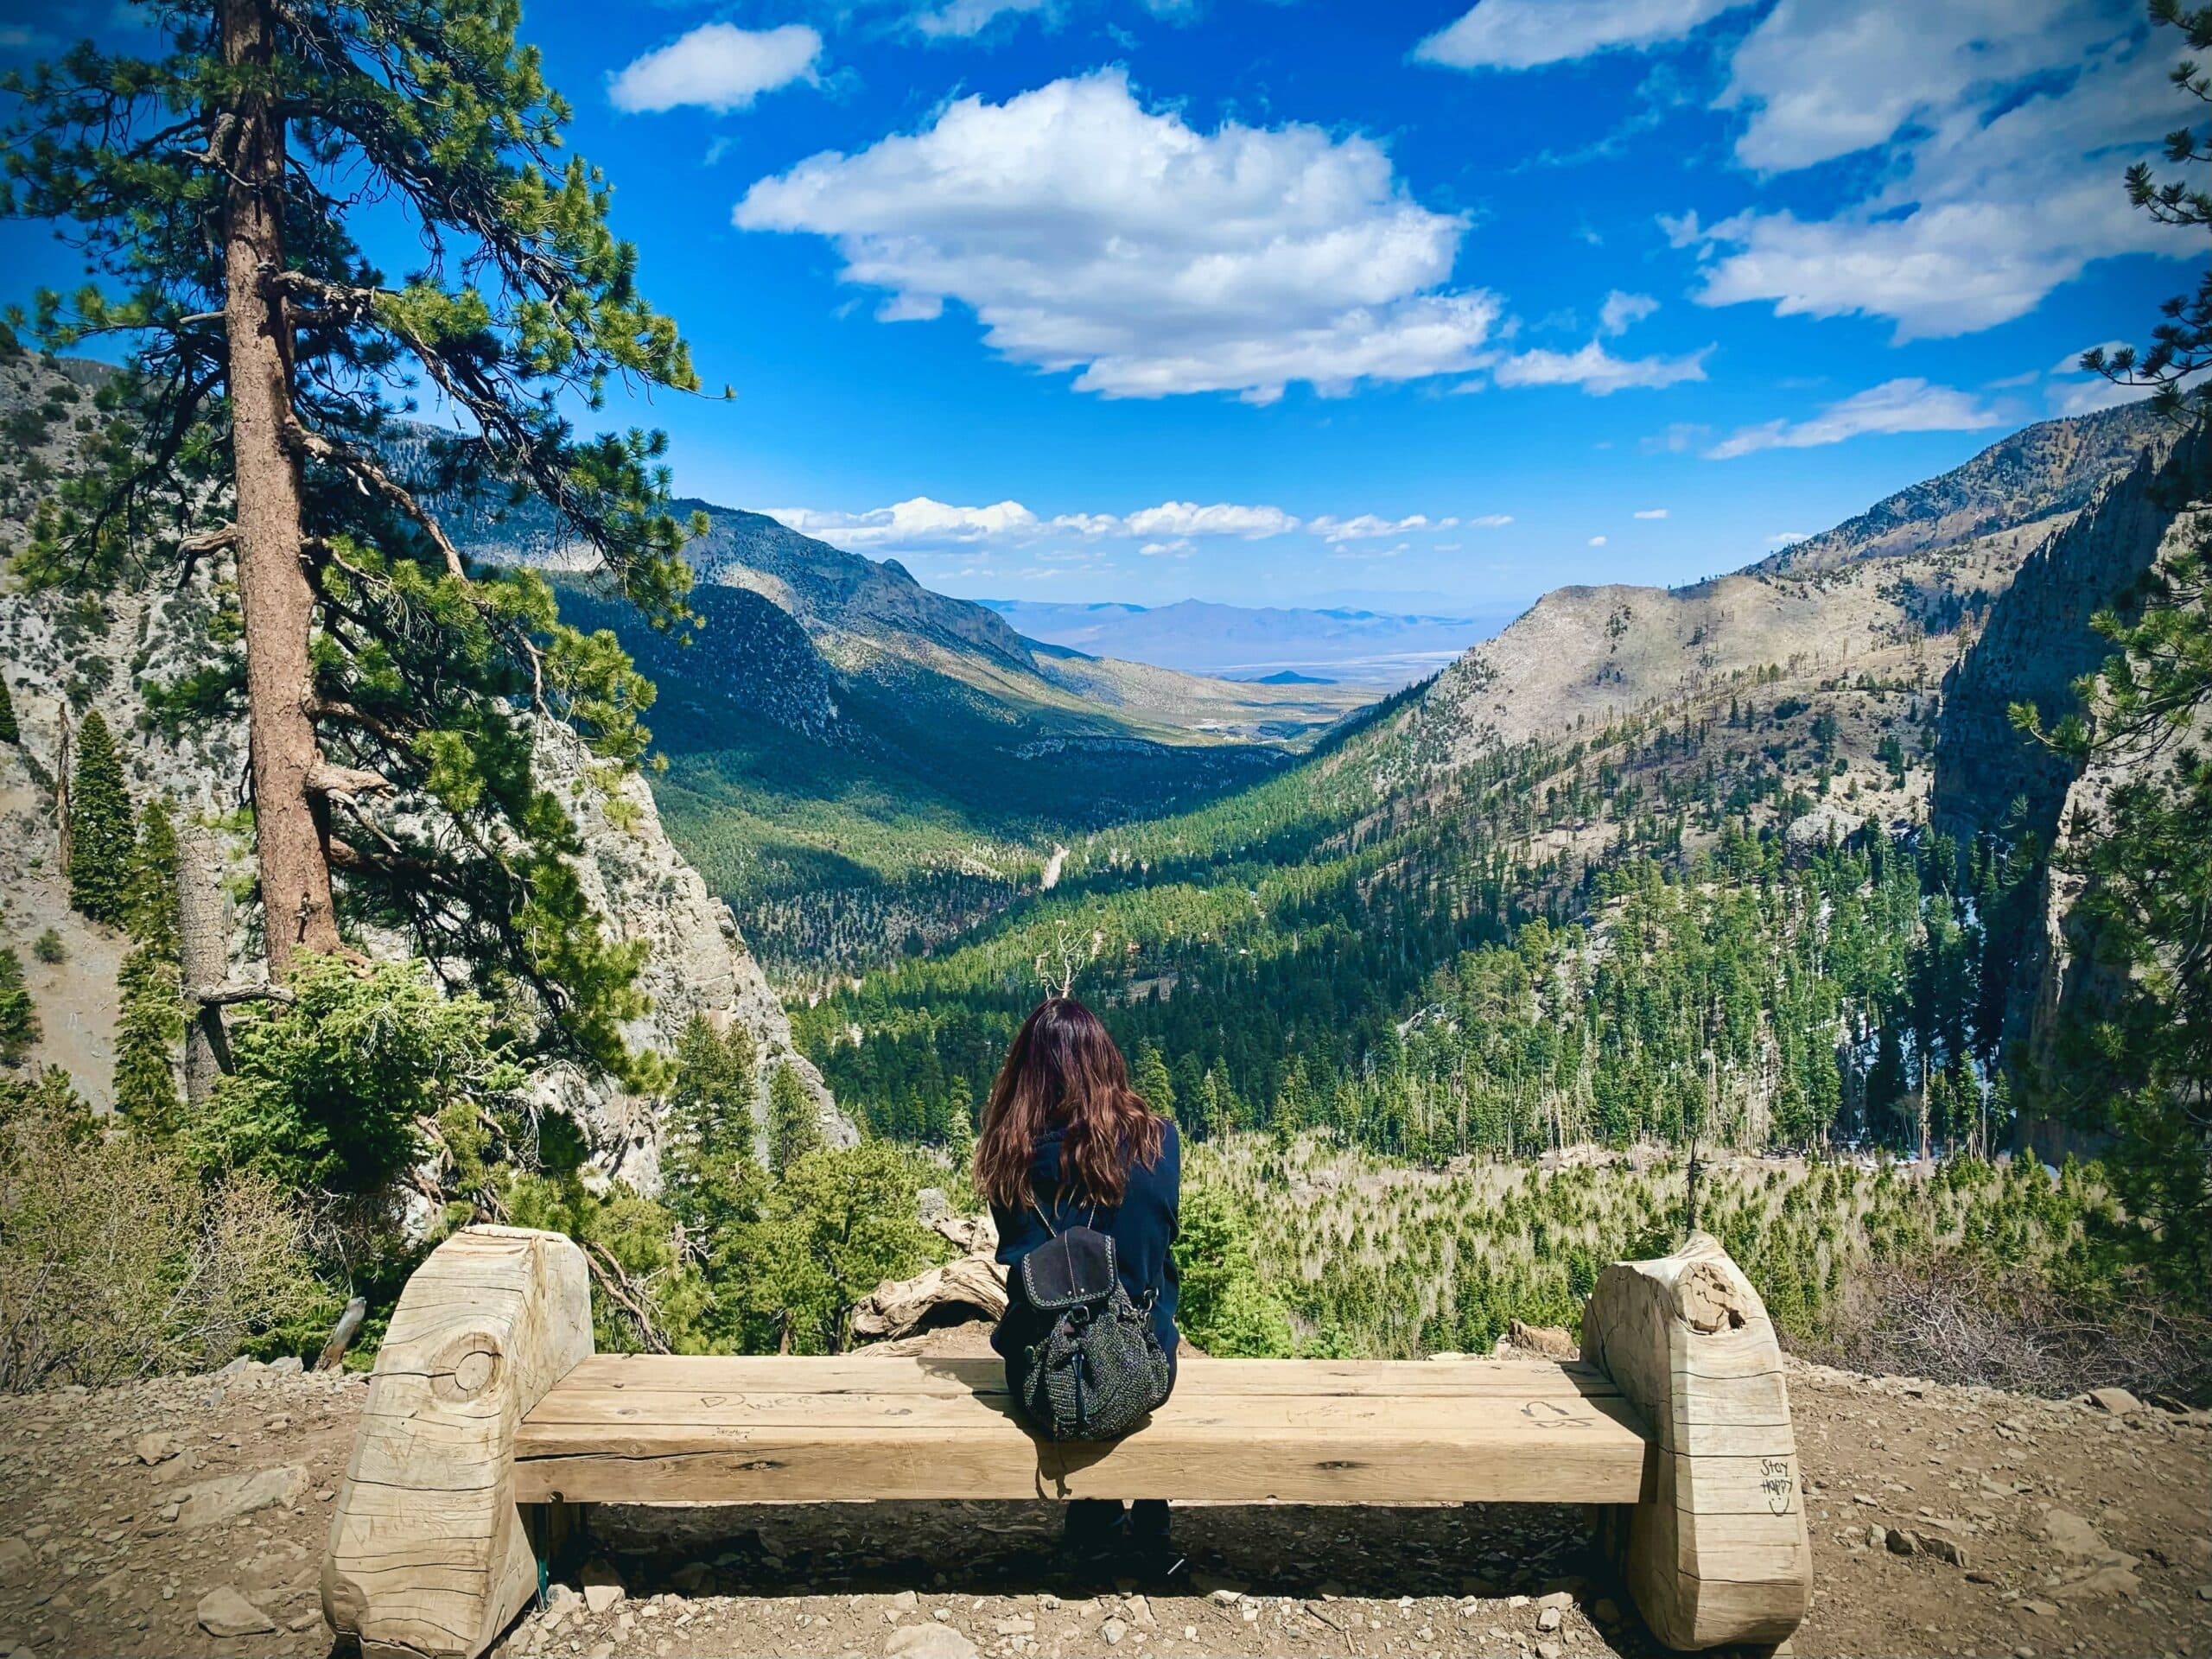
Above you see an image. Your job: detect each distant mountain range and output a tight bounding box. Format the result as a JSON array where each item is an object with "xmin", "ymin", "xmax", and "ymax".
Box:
[{"xmin": 978, "ymin": 598, "xmax": 1510, "ymax": 685}]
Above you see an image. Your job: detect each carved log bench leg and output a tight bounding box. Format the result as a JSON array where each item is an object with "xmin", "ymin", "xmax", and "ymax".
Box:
[
  {"xmin": 323, "ymin": 1226, "xmax": 594, "ymax": 1659},
  {"xmin": 1580, "ymin": 1230, "xmax": 1811, "ymax": 1652}
]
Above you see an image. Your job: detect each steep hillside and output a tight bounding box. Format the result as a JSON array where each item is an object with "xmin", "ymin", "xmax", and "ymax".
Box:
[
  {"xmin": 799, "ymin": 402, "xmax": 2182, "ymax": 1164},
  {"xmin": 1412, "ymin": 535, "xmax": 2026, "ymax": 770},
  {"xmin": 479, "ymin": 497, "xmax": 1375, "ymax": 747},
  {"xmin": 1408, "ymin": 403, "xmax": 2169, "ymax": 776}
]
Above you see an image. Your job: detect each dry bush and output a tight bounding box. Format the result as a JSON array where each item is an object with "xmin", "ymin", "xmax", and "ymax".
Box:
[
  {"xmin": 0, "ymin": 1092, "xmax": 322, "ymax": 1390},
  {"xmin": 1808, "ymin": 1252, "xmax": 2212, "ymax": 1402}
]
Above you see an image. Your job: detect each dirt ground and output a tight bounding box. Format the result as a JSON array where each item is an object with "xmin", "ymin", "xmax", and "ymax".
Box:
[{"xmin": 1, "ymin": 1340, "xmax": 2207, "ymax": 1659}]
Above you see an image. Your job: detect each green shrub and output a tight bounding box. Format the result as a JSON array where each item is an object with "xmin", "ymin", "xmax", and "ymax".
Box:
[
  {"xmin": 0, "ymin": 1071, "xmax": 321, "ymax": 1389},
  {"xmin": 195, "ymin": 955, "xmax": 520, "ymax": 1200}
]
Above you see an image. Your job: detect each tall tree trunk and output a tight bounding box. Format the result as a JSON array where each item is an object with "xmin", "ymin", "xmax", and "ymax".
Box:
[
  {"xmin": 222, "ymin": 0, "xmax": 337, "ymax": 977},
  {"xmin": 177, "ymin": 825, "xmax": 233, "ymax": 1104},
  {"xmin": 52, "ymin": 702, "xmax": 70, "ymax": 876}
]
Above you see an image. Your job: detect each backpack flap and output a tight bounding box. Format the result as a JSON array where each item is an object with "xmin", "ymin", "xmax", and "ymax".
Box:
[{"xmin": 1019, "ymin": 1225, "xmax": 1118, "ymax": 1311}]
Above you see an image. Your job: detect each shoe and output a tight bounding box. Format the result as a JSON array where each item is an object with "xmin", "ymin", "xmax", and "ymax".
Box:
[
  {"xmin": 1124, "ymin": 1503, "xmax": 1183, "ymax": 1583},
  {"xmin": 1059, "ymin": 1500, "xmax": 1125, "ymax": 1571}
]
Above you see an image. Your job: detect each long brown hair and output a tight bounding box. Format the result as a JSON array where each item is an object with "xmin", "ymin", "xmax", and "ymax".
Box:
[{"xmin": 973, "ymin": 997, "xmax": 1166, "ymax": 1210}]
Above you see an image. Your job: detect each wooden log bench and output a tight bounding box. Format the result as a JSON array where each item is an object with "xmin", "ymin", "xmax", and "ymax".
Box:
[{"xmin": 321, "ymin": 1225, "xmax": 1810, "ymax": 1658}]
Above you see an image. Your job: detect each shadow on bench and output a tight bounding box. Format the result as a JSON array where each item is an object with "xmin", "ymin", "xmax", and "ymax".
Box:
[{"xmin": 321, "ymin": 1227, "xmax": 1810, "ymax": 1656}]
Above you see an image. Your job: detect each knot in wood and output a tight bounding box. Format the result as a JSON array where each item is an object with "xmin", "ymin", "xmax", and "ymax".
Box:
[
  {"xmin": 430, "ymin": 1331, "xmax": 505, "ymax": 1402},
  {"xmin": 1676, "ymin": 1261, "xmax": 1747, "ymax": 1334}
]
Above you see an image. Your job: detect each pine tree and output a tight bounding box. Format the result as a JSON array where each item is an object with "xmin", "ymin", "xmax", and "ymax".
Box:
[
  {"xmin": 0, "ymin": 945, "xmax": 36, "ymax": 1065},
  {"xmin": 115, "ymin": 800, "xmax": 185, "ymax": 1132},
  {"xmin": 662, "ymin": 1015, "xmax": 761, "ymax": 1243},
  {"xmin": 67, "ymin": 709, "xmax": 135, "ymax": 925},
  {"xmin": 4, "ymin": 0, "xmax": 707, "ymax": 1081},
  {"xmin": 767, "ymin": 1064, "xmax": 822, "ymax": 1176},
  {"xmin": 114, "ymin": 947, "xmax": 183, "ymax": 1133},
  {"xmin": 1131, "ymin": 1045, "xmax": 1175, "ymax": 1121},
  {"xmin": 944, "ymin": 1075, "xmax": 977, "ymax": 1204},
  {"xmin": 129, "ymin": 799, "xmax": 182, "ymax": 957},
  {"xmin": 0, "ymin": 674, "xmax": 17, "ymax": 745}
]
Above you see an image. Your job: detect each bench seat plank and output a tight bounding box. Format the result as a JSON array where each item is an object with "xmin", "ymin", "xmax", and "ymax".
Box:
[
  {"xmin": 534, "ymin": 1354, "xmax": 1625, "ymax": 1397},
  {"xmin": 512, "ymin": 1354, "xmax": 1651, "ymax": 1506}
]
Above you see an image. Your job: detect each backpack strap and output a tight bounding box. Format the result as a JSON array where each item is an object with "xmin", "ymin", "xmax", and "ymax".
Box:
[{"xmin": 1027, "ymin": 1192, "xmax": 1101, "ymax": 1238}]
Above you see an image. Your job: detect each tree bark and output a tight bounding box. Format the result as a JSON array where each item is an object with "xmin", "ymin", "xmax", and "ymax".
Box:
[
  {"xmin": 221, "ymin": 0, "xmax": 338, "ymax": 976},
  {"xmin": 177, "ymin": 825, "xmax": 234, "ymax": 1103}
]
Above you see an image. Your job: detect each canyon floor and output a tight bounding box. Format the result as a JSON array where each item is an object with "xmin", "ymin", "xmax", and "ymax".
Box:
[{"xmin": 2, "ymin": 1339, "xmax": 2207, "ymax": 1659}]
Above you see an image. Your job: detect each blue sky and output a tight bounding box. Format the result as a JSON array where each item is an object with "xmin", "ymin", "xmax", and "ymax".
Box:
[{"xmin": 0, "ymin": 0, "xmax": 2191, "ymax": 613}]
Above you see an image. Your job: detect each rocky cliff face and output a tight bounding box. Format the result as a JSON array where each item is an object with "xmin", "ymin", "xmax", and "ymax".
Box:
[
  {"xmin": 1930, "ymin": 422, "xmax": 2205, "ymax": 1155},
  {"xmin": 0, "ymin": 352, "xmax": 844, "ymax": 1185},
  {"xmin": 0, "ymin": 540, "xmax": 849, "ymax": 1185}
]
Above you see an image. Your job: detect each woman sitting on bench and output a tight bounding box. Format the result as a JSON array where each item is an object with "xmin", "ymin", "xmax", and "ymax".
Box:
[{"xmin": 975, "ymin": 996, "xmax": 1184, "ymax": 1573}]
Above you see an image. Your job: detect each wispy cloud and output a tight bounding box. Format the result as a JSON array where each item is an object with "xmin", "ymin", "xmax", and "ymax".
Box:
[
  {"xmin": 1706, "ymin": 378, "xmax": 2005, "ymax": 460},
  {"xmin": 1599, "ymin": 290, "xmax": 1660, "ymax": 336},
  {"xmin": 1488, "ymin": 340, "xmax": 1711, "ymax": 396},
  {"xmin": 1681, "ymin": 3, "xmax": 2174, "ymax": 340},
  {"xmin": 766, "ymin": 496, "xmax": 1480, "ymax": 556},
  {"xmin": 1632, "ymin": 507, "xmax": 1669, "ymax": 519},
  {"xmin": 1415, "ymin": 0, "xmax": 1751, "ymax": 72}
]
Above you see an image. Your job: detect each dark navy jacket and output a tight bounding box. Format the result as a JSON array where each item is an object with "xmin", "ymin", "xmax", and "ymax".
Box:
[{"xmin": 990, "ymin": 1120, "xmax": 1181, "ymax": 1393}]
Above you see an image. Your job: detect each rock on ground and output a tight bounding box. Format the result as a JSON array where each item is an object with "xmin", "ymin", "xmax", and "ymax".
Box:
[{"xmin": 194, "ymin": 1586, "xmax": 275, "ymax": 1638}]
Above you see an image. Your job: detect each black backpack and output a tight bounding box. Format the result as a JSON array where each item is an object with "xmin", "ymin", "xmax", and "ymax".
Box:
[{"xmin": 1015, "ymin": 1204, "xmax": 1172, "ymax": 1442}]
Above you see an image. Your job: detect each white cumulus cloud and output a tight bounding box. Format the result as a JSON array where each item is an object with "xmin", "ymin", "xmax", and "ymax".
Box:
[
  {"xmin": 608, "ymin": 22, "xmax": 823, "ymax": 114},
  {"xmin": 734, "ymin": 71, "xmax": 1505, "ymax": 403},
  {"xmin": 767, "ymin": 496, "xmax": 1308, "ymax": 551},
  {"xmin": 1633, "ymin": 507, "xmax": 1669, "ymax": 519},
  {"xmin": 766, "ymin": 498, "xmax": 1039, "ymax": 547},
  {"xmin": 1588, "ymin": 535, "xmax": 1609, "ymax": 546},
  {"xmin": 1415, "ymin": 0, "xmax": 1751, "ymax": 71},
  {"xmin": 1706, "ymin": 378, "xmax": 2005, "ymax": 460}
]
